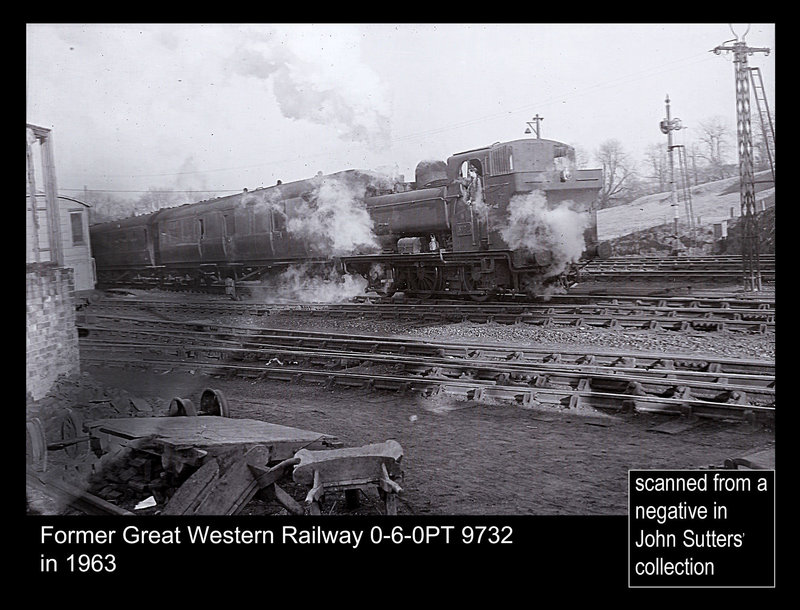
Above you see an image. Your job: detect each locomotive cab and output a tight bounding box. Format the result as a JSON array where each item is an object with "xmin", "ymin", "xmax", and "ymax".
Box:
[{"xmin": 445, "ymin": 138, "xmax": 603, "ymax": 255}]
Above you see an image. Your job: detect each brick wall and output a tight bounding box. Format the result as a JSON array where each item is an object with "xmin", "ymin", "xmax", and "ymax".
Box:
[{"xmin": 26, "ymin": 263, "xmax": 80, "ymax": 401}]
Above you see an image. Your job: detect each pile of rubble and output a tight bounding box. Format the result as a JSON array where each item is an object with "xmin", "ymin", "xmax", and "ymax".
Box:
[
  {"xmin": 26, "ymin": 372, "xmax": 172, "ymax": 514},
  {"xmin": 27, "ymin": 372, "xmax": 169, "ymax": 432}
]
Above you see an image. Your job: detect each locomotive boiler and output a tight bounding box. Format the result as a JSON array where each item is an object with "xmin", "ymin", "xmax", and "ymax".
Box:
[{"xmin": 89, "ymin": 137, "xmax": 607, "ymax": 300}]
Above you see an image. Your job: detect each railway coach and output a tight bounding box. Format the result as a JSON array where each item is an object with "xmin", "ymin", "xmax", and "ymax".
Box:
[{"xmin": 90, "ymin": 136, "xmax": 608, "ymax": 298}]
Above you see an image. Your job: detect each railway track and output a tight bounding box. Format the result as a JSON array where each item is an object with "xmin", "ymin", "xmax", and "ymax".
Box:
[
  {"xmin": 84, "ymin": 293, "xmax": 776, "ymax": 333},
  {"xmin": 78, "ymin": 316, "xmax": 775, "ymax": 422},
  {"xmin": 579, "ymin": 255, "xmax": 776, "ymax": 283}
]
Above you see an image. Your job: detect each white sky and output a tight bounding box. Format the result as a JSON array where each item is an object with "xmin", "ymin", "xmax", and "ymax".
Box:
[{"xmin": 26, "ymin": 23, "xmax": 775, "ymax": 201}]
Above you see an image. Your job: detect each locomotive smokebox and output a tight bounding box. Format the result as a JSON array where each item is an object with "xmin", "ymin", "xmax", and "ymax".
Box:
[{"xmin": 415, "ymin": 160, "xmax": 449, "ymax": 188}]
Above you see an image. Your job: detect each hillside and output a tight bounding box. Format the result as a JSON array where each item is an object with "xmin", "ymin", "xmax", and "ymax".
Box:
[
  {"xmin": 596, "ymin": 171, "xmax": 774, "ymax": 256},
  {"xmin": 597, "ymin": 172, "xmax": 774, "ymax": 240}
]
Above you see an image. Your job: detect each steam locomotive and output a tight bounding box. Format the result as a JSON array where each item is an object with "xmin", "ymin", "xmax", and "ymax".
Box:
[{"xmin": 89, "ymin": 137, "xmax": 609, "ymax": 300}]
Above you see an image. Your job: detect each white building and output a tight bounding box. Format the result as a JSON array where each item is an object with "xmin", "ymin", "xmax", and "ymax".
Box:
[{"xmin": 26, "ymin": 193, "xmax": 96, "ymax": 293}]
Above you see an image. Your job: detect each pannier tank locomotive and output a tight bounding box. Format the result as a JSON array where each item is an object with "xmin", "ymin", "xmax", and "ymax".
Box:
[{"xmin": 90, "ymin": 137, "xmax": 609, "ymax": 300}]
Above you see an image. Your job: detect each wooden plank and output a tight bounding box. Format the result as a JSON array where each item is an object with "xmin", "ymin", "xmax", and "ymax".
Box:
[
  {"xmin": 162, "ymin": 459, "xmax": 221, "ymax": 515},
  {"xmin": 272, "ymin": 484, "xmax": 304, "ymax": 515},
  {"xmin": 293, "ymin": 440, "xmax": 403, "ymax": 487},
  {"xmin": 191, "ymin": 445, "xmax": 270, "ymax": 515},
  {"xmin": 248, "ymin": 457, "xmax": 300, "ymax": 490},
  {"xmin": 86, "ymin": 416, "xmax": 334, "ymax": 461}
]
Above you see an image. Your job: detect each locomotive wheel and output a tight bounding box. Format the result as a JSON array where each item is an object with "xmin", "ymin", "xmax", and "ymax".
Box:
[
  {"xmin": 462, "ymin": 269, "xmax": 490, "ymax": 302},
  {"xmin": 408, "ymin": 266, "xmax": 441, "ymax": 299},
  {"xmin": 199, "ymin": 388, "xmax": 230, "ymax": 417},
  {"xmin": 168, "ymin": 397, "xmax": 198, "ymax": 417}
]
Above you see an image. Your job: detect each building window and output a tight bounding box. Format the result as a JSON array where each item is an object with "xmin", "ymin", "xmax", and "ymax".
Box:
[{"xmin": 70, "ymin": 211, "xmax": 84, "ymax": 245}]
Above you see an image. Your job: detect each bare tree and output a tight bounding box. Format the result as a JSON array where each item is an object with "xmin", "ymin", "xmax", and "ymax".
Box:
[
  {"xmin": 594, "ymin": 139, "xmax": 636, "ymax": 208},
  {"xmin": 137, "ymin": 187, "xmax": 186, "ymax": 214},
  {"xmin": 84, "ymin": 187, "xmax": 188, "ymax": 223},
  {"xmin": 83, "ymin": 191, "xmax": 132, "ymax": 224},
  {"xmin": 569, "ymin": 144, "xmax": 591, "ymax": 169},
  {"xmin": 686, "ymin": 142, "xmax": 703, "ymax": 186},
  {"xmin": 643, "ymin": 143, "xmax": 669, "ymax": 193},
  {"xmin": 696, "ymin": 116, "xmax": 733, "ymax": 180}
]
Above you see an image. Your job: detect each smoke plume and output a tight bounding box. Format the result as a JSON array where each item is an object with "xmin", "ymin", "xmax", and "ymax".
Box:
[
  {"xmin": 500, "ymin": 191, "xmax": 589, "ymax": 279},
  {"xmin": 229, "ymin": 27, "xmax": 391, "ymax": 148}
]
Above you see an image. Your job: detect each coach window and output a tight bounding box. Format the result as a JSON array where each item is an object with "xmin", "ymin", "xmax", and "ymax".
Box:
[
  {"xmin": 459, "ymin": 160, "xmax": 484, "ymax": 204},
  {"xmin": 253, "ymin": 206, "xmax": 270, "ymax": 233},
  {"xmin": 166, "ymin": 220, "xmax": 180, "ymax": 242},
  {"xmin": 272, "ymin": 202, "xmax": 286, "ymax": 232},
  {"xmin": 460, "ymin": 159, "xmax": 484, "ymax": 179},
  {"xmin": 180, "ymin": 219, "xmax": 195, "ymax": 242},
  {"xmin": 553, "ymin": 144, "xmax": 575, "ymax": 173},
  {"xmin": 198, "ymin": 218, "xmax": 205, "ymax": 239},
  {"xmin": 70, "ymin": 211, "xmax": 85, "ymax": 245},
  {"xmin": 223, "ymin": 214, "xmax": 235, "ymax": 236}
]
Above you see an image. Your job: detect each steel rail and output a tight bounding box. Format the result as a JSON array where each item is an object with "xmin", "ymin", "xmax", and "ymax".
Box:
[
  {"xmin": 78, "ymin": 336, "xmax": 776, "ymax": 398},
  {"xmin": 77, "ymin": 314, "xmax": 775, "ymax": 376},
  {"xmin": 578, "ymin": 269, "xmax": 775, "ymax": 280},
  {"xmin": 78, "ymin": 351, "xmax": 774, "ymax": 421},
  {"xmin": 93, "ymin": 293, "xmax": 777, "ymax": 310},
  {"xmin": 83, "ymin": 300, "xmax": 774, "ymax": 333},
  {"xmin": 91, "ymin": 298, "xmax": 776, "ymax": 318}
]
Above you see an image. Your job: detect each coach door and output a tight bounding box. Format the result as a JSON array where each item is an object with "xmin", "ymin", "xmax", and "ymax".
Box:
[
  {"xmin": 197, "ymin": 214, "xmax": 225, "ymax": 263},
  {"xmin": 268, "ymin": 200, "xmax": 289, "ymax": 259},
  {"xmin": 222, "ymin": 211, "xmax": 237, "ymax": 261}
]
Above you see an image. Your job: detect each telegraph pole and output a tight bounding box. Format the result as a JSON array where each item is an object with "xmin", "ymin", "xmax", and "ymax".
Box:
[
  {"xmin": 525, "ymin": 114, "xmax": 544, "ymax": 138},
  {"xmin": 712, "ymin": 26, "xmax": 771, "ymax": 291},
  {"xmin": 660, "ymin": 95, "xmax": 682, "ymax": 239}
]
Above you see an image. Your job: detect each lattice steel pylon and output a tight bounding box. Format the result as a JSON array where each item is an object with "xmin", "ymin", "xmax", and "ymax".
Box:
[{"xmin": 712, "ymin": 29, "xmax": 771, "ymax": 291}]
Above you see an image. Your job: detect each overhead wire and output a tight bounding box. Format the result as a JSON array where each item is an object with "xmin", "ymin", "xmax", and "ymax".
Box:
[{"xmin": 61, "ymin": 48, "xmax": 751, "ymax": 194}]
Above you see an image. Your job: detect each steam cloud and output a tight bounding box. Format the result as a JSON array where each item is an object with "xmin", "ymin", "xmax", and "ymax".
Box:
[
  {"xmin": 250, "ymin": 264, "xmax": 369, "ymax": 304},
  {"xmin": 244, "ymin": 173, "xmax": 385, "ymax": 257},
  {"xmin": 500, "ymin": 190, "xmax": 590, "ymax": 279},
  {"xmin": 229, "ymin": 27, "xmax": 391, "ymax": 147},
  {"xmin": 286, "ymin": 175, "xmax": 380, "ymax": 256}
]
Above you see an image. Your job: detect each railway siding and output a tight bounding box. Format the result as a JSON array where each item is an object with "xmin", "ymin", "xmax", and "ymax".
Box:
[
  {"xmin": 79, "ymin": 316, "xmax": 774, "ymax": 423},
  {"xmin": 83, "ymin": 294, "xmax": 775, "ymax": 334}
]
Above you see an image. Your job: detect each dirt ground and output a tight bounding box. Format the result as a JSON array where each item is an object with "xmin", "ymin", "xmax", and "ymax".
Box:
[
  {"xmin": 29, "ymin": 289, "xmax": 775, "ymax": 517},
  {"xmin": 59, "ymin": 361, "xmax": 773, "ymax": 517}
]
